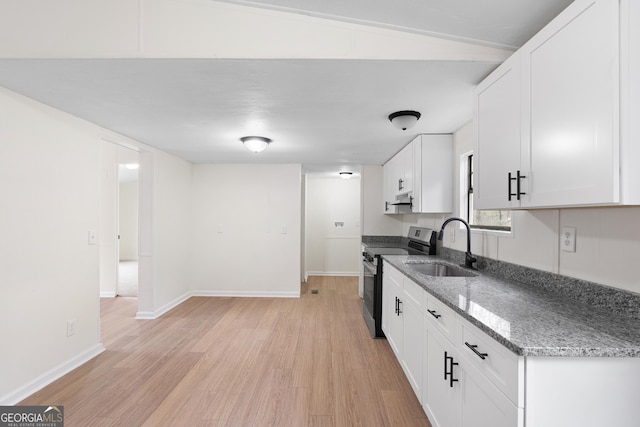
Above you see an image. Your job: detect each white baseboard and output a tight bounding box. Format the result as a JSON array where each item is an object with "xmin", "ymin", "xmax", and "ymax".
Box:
[
  {"xmin": 135, "ymin": 289, "xmax": 300, "ymax": 319},
  {"xmin": 0, "ymin": 343, "xmax": 105, "ymax": 405},
  {"xmin": 191, "ymin": 290, "xmax": 300, "ymax": 298},
  {"xmin": 135, "ymin": 292, "xmax": 191, "ymax": 320},
  {"xmin": 100, "ymin": 291, "xmax": 116, "ymax": 298},
  {"xmin": 306, "ymin": 271, "xmax": 359, "ymax": 277}
]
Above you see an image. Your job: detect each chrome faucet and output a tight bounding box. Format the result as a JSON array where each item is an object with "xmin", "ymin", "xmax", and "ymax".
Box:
[{"xmin": 438, "ymin": 217, "xmax": 477, "ymax": 269}]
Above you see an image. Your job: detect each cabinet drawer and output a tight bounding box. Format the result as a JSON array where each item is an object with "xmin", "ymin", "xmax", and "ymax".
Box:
[
  {"xmin": 385, "ymin": 262, "xmax": 404, "ymax": 286},
  {"xmin": 403, "ymin": 276, "xmax": 425, "ymax": 308},
  {"xmin": 424, "ymin": 292, "xmax": 458, "ymax": 344},
  {"xmin": 459, "ymin": 319, "xmax": 523, "ymax": 406}
]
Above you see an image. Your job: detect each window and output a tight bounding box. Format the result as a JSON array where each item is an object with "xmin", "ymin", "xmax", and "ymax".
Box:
[{"xmin": 462, "ymin": 153, "xmax": 511, "ymax": 231}]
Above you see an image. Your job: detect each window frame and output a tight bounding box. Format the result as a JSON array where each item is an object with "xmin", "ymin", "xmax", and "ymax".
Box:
[{"xmin": 460, "ymin": 151, "xmax": 513, "ymax": 234}]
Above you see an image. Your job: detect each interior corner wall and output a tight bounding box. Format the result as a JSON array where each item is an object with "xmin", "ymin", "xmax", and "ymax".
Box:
[
  {"xmin": 0, "ymin": 87, "xmax": 103, "ymax": 403},
  {"xmin": 149, "ymin": 150, "xmax": 192, "ymax": 311},
  {"xmin": 189, "ymin": 164, "xmax": 302, "ymax": 297},
  {"xmin": 360, "ymin": 165, "xmax": 402, "ymax": 236}
]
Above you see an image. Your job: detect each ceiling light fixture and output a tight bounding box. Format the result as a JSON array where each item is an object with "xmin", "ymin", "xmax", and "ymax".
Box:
[
  {"xmin": 124, "ymin": 163, "xmax": 139, "ymax": 170},
  {"xmin": 241, "ymin": 136, "xmax": 272, "ymax": 153},
  {"xmin": 388, "ymin": 110, "xmax": 421, "ymax": 131},
  {"xmin": 339, "ymin": 171, "xmax": 353, "ymax": 179}
]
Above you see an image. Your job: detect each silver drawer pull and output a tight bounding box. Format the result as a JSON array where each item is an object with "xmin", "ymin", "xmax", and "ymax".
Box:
[{"xmin": 465, "ymin": 341, "xmax": 488, "ymax": 360}]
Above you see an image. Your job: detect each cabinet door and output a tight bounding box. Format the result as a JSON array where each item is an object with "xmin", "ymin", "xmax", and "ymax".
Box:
[
  {"xmin": 382, "ymin": 157, "xmax": 398, "ymax": 213},
  {"xmin": 400, "ymin": 142, "xmax": 413, "ymax": 195},
  {"xmin": 462, "ymin": 362, "xmax": 522, "ymax": 427},
  {"xmin": 423, "ymin": 325, "xmax": 462, "ymax": 427},
  {"xmin": 418, "ymin": 134, "xmax": 453, "ymax": 213},
  {"xmin": 401, "ymin": 289, "xmax": 422, "ymax": 398},
  {"xmin": 521, "ymin": 0, "xmax": 619, "ymax": 207},
  {"xmin": 473, "ymin": 52, "xmax": 523, "ymax": 210},
  {"xmin": 383, "ymin": 263, "xmax": 403, "ymax": 358}
]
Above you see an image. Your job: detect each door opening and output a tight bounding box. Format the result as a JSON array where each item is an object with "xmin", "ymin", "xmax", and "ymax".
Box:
[{"xmin": 116, "ymin": 154, "xmax": 139, "ymax": 297}]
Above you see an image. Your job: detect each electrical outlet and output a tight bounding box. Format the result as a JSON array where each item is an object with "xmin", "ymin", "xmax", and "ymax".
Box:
[
  {"xmin": 561, "ymin": 226, "xmax": 576, "ymax": 252},
  {"xmin": 450, "ymin": 229, "xmax": 456, "ymax": 243},
  {"xmin": 67, "ymin": 319, "xmax": 76, "ymax": 337}
]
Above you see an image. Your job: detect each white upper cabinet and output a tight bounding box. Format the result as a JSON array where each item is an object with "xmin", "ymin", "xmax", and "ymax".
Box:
[
  {"xmin": 383, "ymin": 134, "xmax": 453, "ymax": 214},
  {"xmin": 521, "ymin": 0, "xmax": 618, "ymax": 207},
  {"xmin": 383, "ymin": 154, "xmax": 402, "ymax": 213},
  {"xmin": 382, "ymin": 142, "xmax": 413, "ymax": 213},
  {"xmin": 414, "ymin": 134, "xmax": 453, "ymax": 213},
  {"xmin": 474, "ymin": 52, "xmax": 522, "ymax": 210},
  {"xmin": 474, "ymin": 0, "xmax": 640, "ymax": 209}
]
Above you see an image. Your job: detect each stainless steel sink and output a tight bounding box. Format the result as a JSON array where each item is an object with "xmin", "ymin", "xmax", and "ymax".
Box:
[{"xmin": 406, "ymin": 262, "xmax": 477, "ymax": 278}]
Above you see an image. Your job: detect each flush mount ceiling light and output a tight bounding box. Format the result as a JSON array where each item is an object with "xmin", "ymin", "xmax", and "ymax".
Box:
[
  {"xmin": 124, "ymin": 163, "xmax": 139, "ymax": 170},
  {"xmin": 339, "ymin": 171, "xmax": 353, "ymax": 179},
  {"xmin": 388, "ymin": 110, "xmax": 421, "ymax": 131},
  {"xmin": 241, "ymin": 136, "xmax": 272, "ymax": 153}
]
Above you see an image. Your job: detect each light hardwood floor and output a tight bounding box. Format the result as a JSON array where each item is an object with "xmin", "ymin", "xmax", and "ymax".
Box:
[{"xmin": 21, "ymin": 276, "xmax": 432, "ymax": 427}]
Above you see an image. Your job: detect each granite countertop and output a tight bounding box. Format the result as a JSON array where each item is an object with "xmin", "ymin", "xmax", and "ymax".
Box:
[{"xmin": 382, "ymin": 254, "xmax": 640, "ymax": 358}]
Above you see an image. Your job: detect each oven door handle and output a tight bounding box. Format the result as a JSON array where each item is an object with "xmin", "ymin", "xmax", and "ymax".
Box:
[{"xmin": 363, "ymin": 261, "xmax": 376, "ymax": 274}]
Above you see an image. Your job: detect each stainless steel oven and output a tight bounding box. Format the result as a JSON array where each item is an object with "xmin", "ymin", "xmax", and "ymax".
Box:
[
  {"xmin": 362, "ymin": 227, "xmax": 437, "ymax": 338},
  {"xmin": 362, "ymin": 253, "xmax": 380, "ymax": 337}
]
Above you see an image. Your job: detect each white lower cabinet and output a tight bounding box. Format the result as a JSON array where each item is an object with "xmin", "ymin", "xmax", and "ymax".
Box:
[
  {"xmin": 423, "ymin": 325, "xmax": 462, "ymax": 427},
  {"xmin": 382, "ymin": 261, "xmax": 423, "ymax": 398},
  {"xmin": 383, "ymin": 263, "xmax": 403, "ymax": 357},
  {"xmin": 384, "ymin": 263, "xmax": 640, "ymax": 427},
  {"xmin": 401, "ymin": 279, "xmax": 423, "ymax": 398},
  {"xmin": 461, "ymin": 361, "xmax": 522, "ymax": 427},
  {"xmin": 384, "ymin": 262, "xmax": 523, "ymax": 427},
  {"xmin": 422, "ymin": 305, "xmax": 521, "ymax": 427}
]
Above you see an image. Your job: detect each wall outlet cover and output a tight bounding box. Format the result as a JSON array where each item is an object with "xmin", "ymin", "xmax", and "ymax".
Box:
[{"xmin": 561, "ymin": 226, "xmax": 576, "ymax": 252}]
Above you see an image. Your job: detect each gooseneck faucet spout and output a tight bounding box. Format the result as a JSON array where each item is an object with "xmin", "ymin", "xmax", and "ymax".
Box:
[{"xmin": 438, "ymin": 217, "xmax": 477, "ymax": 269}]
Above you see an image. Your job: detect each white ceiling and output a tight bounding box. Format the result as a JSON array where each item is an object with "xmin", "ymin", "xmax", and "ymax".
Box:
[{"xmin": 0, "ymin": 0, "xmax": 573, "ymax": 177}]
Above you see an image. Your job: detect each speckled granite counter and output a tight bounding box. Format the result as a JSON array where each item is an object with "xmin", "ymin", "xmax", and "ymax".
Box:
[{"xmin": 382, "ymin": 255, "xmax": 640, "ymax": 358}]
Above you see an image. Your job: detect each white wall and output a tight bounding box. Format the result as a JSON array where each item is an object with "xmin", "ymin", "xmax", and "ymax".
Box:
[
  {"xmin": 406, "ymin": 122, "xmax": 640, "ymax": 295},
  {"xmin": 0, "ymin": 0, "xmax": 510, "ymax": 62},
  {"xmin": 360, "ymin": 165, "xmax": 403, "ymax": 236},
  {"xmin": 189, "ymin": 164, "xmax": 302, "ymax": 297},
  {"xmin": 0, "ymin": 85, "xmax": 195, "ymax": 402},
  {"xmin": 0, "ymin": 87, "xmax": 104, "ymax": 402},
  {"xmin": 305, "ymin": 176, "xmax": 361, "ymax": 276},
  {"xmin": 99, "ymin": 141, "xmax": 118, "ymax": 296},
  {"xmin": 147, "ymin": 150, "xmax": 192, "ymax": 313},
  {"xmin": 118, "ymin": 181, "xmax": 138, "ymax": 261}
]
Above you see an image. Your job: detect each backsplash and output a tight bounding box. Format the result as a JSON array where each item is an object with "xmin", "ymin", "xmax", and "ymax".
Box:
[{"xmin": 438, "ymin": 246, "xmax": 640, "ymax": 320}]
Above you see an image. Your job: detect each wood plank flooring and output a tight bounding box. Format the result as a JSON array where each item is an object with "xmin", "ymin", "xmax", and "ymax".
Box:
[{"xmin": 21, "ymin": 276, "xmax": 432, "ymax": 427}]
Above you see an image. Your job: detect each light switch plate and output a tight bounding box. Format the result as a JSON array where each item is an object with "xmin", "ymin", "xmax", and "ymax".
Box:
[
  {"xmin": 561, "ymin": 226, "xmax": 576, "ymax": 252},
  {"xmin": 88, "ymin": 230, "xmax": 97, "ymax": 245}
]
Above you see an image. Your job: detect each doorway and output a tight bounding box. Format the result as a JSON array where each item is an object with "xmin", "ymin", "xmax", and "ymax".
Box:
[{"xmin": 117, "ymin": 160, "xmax": 139, "ymax": 297}]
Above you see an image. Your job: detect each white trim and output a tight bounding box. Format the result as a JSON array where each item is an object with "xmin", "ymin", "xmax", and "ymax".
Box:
[
  {"xmin": 191, "ymin": 290, "xmax": 300, "ymax": 298},
  {"xmin": 0, "ymin": 344, "xmax": 105, "ymax": 405},
  {"xmin": 306, "ymin": 271, "xmax": 359, "ymax": 277},
  {"xmin": 215, "ymin": 0, "xmax": 519, "ymax": 51},
  {"xmin": 135, "ymin": 292, "xmax": 191, "ymax": 320},
  {"xmin": 135, "ymin": 290, "xmax": 302, "ymax": 319},
  {"xmin": 100, "ymin": 291, "xmax": 116, "ymax": 298}
]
